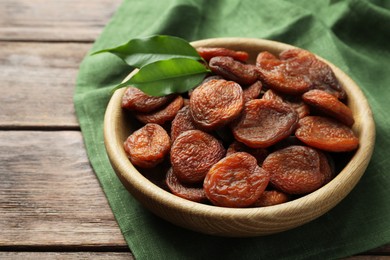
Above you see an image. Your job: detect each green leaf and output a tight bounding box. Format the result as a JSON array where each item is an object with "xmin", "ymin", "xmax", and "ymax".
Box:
[
  {"xmin": 92, "ymin": 35, "xmax": 202, "ymax": 68},
  {"xmin": 114, "ymin": 58, "xmax": 210, "ymax": 96}
]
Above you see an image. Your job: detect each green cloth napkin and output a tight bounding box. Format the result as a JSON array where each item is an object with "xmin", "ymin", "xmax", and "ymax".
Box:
[{"xmin": 74, "ymin": 0, "xmax": 390, "ymax": 258}]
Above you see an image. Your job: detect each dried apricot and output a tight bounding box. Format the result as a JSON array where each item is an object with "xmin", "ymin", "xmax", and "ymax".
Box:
[
  {"xmin": 295, "ymin": 116, "xmax": 359, "ymax": 152},
  {"xmin": 256, "ymin": 49, "xmax": 345, "ymax": 98},
  {"xmin": 209, "ymin": 56, "xmax": 259, "ymax": 85},
  {"xmin": 204, "ymin": 152, "xmax": 270, "ymax": 208},
  {"xmin": 123, "ymin": 123, "xmax": 171, "ymax": 168},
  {"xmin": 243, "ymin": 81, "xmax": 262, "ymax": 103},
  {"xmin": 165, "ymin": 168, "xmax": 207, "ymax": 203},
  {"xmin": 188, "ymin": 75, "xmax": 223, "ymax": 98},
  {"xmin": 302, "ymin": 89, "xmax": 354, "ymax": 126},
  {"xmin": 122, "ymin": 86, "xmax": 174, "ymax": 112},
  {"xmin": 262, "ymin": 145, "xmax": 325, "ymax": 194},
  {"xmin": 135, "ymin": 96, "xmax": 184, "ymax": 125},
  {"xmin": 196, "ymin": 47, "xmax": 249, "ymax": 62},
  {"xmin": 170, "ymin": 130, "xmax": 225, "ymax": 184},
  {"xmin": 252, "ymin": 190, "xmax": 290, "ymax": 207},
  {"xmin": 189, "ymin": 79, "xmax": 244, "ymax": 131},
  {"xmin": 263, "ymin": 89, "xmax": 310, "ymax": 119},
  {"xmin": 231, "ymin": 99, "xmax": 298, "ymax": 148},
  {"xmin": 170, "ymin": 105, "xmax": 197, "ymax": 141},
  {"xmin": 280, "ymin": 49, "xmax": 346, "ymax": 99},
  {"xmin": 256, "ymin": 51, "xmax": 310, "ymax": 94}
]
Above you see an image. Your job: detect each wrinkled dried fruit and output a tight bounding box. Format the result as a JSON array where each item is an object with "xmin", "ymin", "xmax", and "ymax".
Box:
[
  {"xmin": 263, "ymin": 89, "xmax": 310, "ymax": 119},
  {"xmin": 188, "ymin": 75, "xmax": 223, "ymax": 98},
  {"xmin": 170, "ymin": 105, "xmax": 197, "ymax": 141},
  {"xmin": 170, "ymin": 130, "xmax": 225, "ymax": 184},
  {"xmin": 204, "ymin": 152, "xmax": 270, "ymax": 208},
  {"xmin": 165, "ymin": 168, "xmax": 207, "ymax": 203},
  {"xmin": 295, "ymin": 116, "xmax": 359, "ymax": 152},
  {"xmin": 232, "ymin": 99, "xmax": 298, "ymax": 148},
  {"xmin": 190, "ymin": 79, "xmax": 244, "ymax": 131},
  {"xmin": 196, "ymin": 47, "xmax": 249, "ymax": 62},
  {"xmin": 252, "ymin": 190, "xmax": 290, "ymax": 207},
  {"xmin": 135, "ymin": 95, "xmax": 184, "ymax": 125},
  {"xmin": 263, "ymin": 145, "xmax": 326, "ymax": 194},
  {"xmin": 209, "ymin": 56, "xmax": 259, "ymax": 85},
  {"xmin": 243, "ymin": 81, "xmax": 262, "ymax": 103},
  {"xmin": 280, "ymin": 49, "xmax": 346, "ymax": 99},
  {"xmin": 124, "ymin": 123, "xmax": 171, "ymax": 168},
  {"xmin": 302, "ymin": 89, "xmax": 354, "ymax": 126},
  {"xmin": 256, "ymin": 51, "xmax": 310, "ymax": 94},
  {"xmin": 257, "ymin": 49, "xmax": 345, "ymax": 98},
  {"xmin": 122, "ymin": 86, "xmax": 174, "ymax": 112}
]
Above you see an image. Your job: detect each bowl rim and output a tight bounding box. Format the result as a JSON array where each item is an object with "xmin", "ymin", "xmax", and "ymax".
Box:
[{"xmin": 104, "ymin": 37, "xmax": 376, "ymax": 232}]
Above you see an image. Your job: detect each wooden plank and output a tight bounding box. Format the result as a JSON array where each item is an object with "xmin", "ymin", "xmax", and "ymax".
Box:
[
  {"xmin": 0, "ymin": 42, "xmax": 90, "ymax": 128},
  {"xmin": 0, "ymin": 131, "xmax": 127, "ymax": 247},
  {"xmin": 0, "ymin": 251, "xmax": 388, "ymax": 260},
  {"xmin": 0, "ymin": 0, "xmax": 122, "ymax": 41},
  {"xmin": 0, "ymin": 252, "xmax": 133, "ymax": 259}
]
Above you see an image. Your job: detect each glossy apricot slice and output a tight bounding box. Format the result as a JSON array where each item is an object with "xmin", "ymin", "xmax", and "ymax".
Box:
[
  {"xmin": 295, "ymin": 116, "xmax": 359, "ymax": 152},
  {"xmin": 204, "ymin": 152, "xmax": 270, "ymax": 208}
]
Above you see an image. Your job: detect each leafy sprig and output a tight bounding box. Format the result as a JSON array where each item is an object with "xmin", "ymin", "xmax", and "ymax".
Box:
[{"xmin": 92, "ymin": 35, "xmax": 210, "ymax": 96}]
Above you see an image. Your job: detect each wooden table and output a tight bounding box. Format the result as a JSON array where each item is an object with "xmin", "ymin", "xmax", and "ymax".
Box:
[{"xmin": 0, "ymin": 1, "xmax": 388, "ymax": 259}]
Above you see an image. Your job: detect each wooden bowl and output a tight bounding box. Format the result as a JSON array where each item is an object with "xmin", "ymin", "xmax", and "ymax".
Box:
[{"xmin": 104, "ymin": 38, "xmax": 375, "ymax": 237}]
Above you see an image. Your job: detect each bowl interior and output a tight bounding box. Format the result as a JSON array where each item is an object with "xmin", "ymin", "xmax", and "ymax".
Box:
[{"xmin": 104, "ymin": 38, "xmax": 375, "ymax": 236}]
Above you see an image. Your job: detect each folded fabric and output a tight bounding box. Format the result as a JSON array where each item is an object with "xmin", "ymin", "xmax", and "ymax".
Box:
[{"xmin": 74, "ymin": 0, "xmax": 390, "ymax": 259}]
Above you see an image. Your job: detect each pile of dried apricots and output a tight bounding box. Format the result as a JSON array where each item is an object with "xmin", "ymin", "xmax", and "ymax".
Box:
[{"xmin": 121, "ymin": 46, "xmax": 359, "ymax": 208}]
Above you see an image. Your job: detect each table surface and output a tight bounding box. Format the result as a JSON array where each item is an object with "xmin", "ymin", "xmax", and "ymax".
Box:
[{"xmin": 0, "ymin": 1, "xmax": 389, "ymax": 259}]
